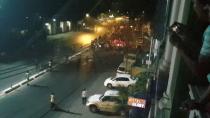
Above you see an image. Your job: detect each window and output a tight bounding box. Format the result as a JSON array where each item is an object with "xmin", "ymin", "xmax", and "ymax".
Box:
[
  {"xmin": 116, "ymin": 77, "xmax": 129, "ymax": 81},
  {"xmin": 121, "ymin": 77, "xmax": 129, "ymax": 81},
  {"xmin": 118, "ymin": 67, "xmax": 125, "ymax": 71},
  {"xmin": 111, "ymin": 98, "xmax": 122, "ymax": 104},
  {"xmin": 102, "ymin": 96, "xmax": 112, "ymax": 102},
  {"xmin": 116, "ymin": 77, "xmax": 122, "ymax": 81}
]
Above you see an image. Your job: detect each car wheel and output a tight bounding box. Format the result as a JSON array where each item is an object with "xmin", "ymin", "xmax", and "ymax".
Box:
[
  {"xmin": 107, "ymin": 83, "xmax": 112, "ymax": 88},
  {"xmin": 89, "ymin": 105, "xmax": 98, "ymax": 113}
]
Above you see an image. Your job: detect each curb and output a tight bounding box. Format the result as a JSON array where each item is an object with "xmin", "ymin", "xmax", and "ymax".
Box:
[{"xmin": 2, "ymin": 69, "xmax": 47, "ymax": 95}]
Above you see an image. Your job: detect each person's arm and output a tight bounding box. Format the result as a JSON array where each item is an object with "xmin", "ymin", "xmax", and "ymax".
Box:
[
  {"xmin": 170, "ymin": 33, "xmax": 199, "ymax": 74},
  {"xmin": 169, "ymin": 22, "xmax": 201, "ymax": 75},
  {"xmin": 178, "ymin": 48, "xmax": 197, "ymax": 71}
]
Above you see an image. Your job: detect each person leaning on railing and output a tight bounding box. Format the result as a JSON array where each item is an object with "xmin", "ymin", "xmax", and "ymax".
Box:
[{"xmin": 169, "ymin": 0, "xmax": 210, "ymax": 112}]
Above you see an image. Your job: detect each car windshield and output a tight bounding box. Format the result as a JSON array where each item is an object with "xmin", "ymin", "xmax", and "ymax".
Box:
[
  {"xmin": 118, "ymin": 67, "xmax": 125, "ymax": 71},
  {"xmin": 131, "ymin": 77, "xmax": 137, "ymax": 80},
  {"xmin": 99, "ymin": 95, "xmax": 104, "ymax": 100},
  {"xmin": 111, "ymin": 77, "xmax": 115, "ymax": 80}
]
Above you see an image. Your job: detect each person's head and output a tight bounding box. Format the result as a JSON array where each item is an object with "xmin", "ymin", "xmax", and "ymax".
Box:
[{"xmin": 193, "ymin": 0, "xmax": 210, "ymax": 22}]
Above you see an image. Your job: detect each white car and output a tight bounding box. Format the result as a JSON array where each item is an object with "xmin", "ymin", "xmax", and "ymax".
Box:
[
  {"xmin": 86, "ymin": 90, "xmax": 127, "ymax": 116},
  {"xmin": 104, "ymin": 74, "xmax": 138, "ymax": 88},
  {"xmin": 117, "ymin": 62, "xmax": 130, "ymax": 74}
]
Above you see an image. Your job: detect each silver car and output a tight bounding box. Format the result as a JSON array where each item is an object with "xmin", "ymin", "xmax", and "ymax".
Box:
[{"xmin": 86, "ymin": 90, "xmax": 127, "ymax": 116}]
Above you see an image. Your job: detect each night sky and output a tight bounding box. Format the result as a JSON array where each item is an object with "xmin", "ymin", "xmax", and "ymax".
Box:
[
  {"xmin": 0, "ymin": 0, "xmax": 157, "ymax": 27},
  {"xmin": 0, "ymin": 0, "xmax": 158, "ymax": 54}
]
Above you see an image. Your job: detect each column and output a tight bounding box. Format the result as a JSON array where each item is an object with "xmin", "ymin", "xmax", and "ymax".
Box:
[
  {"xmin": 159, "ymin": 0, "xmax": 180, "ymax": 71},
  {"xmin": 157, "ymin": 0, "xmax": 191, "ymax": 117}
]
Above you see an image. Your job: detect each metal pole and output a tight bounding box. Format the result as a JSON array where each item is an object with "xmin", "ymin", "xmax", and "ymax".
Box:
[{"xmin": 148, "ymin": 36, "xmax": 153, "ymax": 69}]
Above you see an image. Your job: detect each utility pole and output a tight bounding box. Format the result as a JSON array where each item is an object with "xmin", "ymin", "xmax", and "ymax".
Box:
[{"xmin": 147, "ymin": 36, "xmax": 153, "ymax": 69}]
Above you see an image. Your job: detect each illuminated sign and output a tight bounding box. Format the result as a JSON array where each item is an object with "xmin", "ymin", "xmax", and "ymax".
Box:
[{"xmin": 127, "ymin": 97, "xmax": 146, "ymax": 108}]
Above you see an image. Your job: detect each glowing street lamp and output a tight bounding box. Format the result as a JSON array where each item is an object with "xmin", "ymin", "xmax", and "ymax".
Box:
[
  {"xmin": 86, "ymin": 13, "xmax": 90, "ymax": 18},
  {"xmin": 45, "ymin": 23, "xmax": 52, "ymax": 34}
]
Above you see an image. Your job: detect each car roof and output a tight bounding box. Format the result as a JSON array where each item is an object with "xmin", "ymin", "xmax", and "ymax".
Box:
[
  {"xmin": 104, "ymin": 90, "xmax": 119, "ymax": 96},
  {"xmin": 127, "ymin": 53, "xmax": 136, "ymax": 57},
  {"xmin": 116, "ymin": 73, "xmax": 131, "ymax": 78}
]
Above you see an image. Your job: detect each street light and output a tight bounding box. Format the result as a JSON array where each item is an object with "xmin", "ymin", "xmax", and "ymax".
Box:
[
  {"xmin": 45, "ymin": 23, "xmax": 52, "ymax": 34},
  {"xmin": 86, "ymin": 13, "xmax": 90, "ymax": 18},
  {"xmin": 147, "ymin": 37, "xmax": 153, "ymax": 69}
]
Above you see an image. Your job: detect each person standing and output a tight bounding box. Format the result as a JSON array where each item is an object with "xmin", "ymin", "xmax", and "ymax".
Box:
[
  {"xmin": 48, "ymin": 60, "xmax": 52, "ymax": 71},
  {"xmin": 50, "ymin": 93, "xmax": 56, "ymax": 110},
  {"xmin": 191, "ymin": 0, "xmax": 210, "ymax": 111},
  {"xmin": 26, "ymin": 70, "xmax": 30, "ymax": 86},
  {"xmin": 81, "ymin": 88, "xmax": 87, "ymax": 105},
  {"xmin": 170, "ymin": 0, "xmax": 210, "ymax": 112}
]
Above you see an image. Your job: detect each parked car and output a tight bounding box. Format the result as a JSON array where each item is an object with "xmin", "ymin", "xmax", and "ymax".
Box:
[
  {"xmin": 86, "ymin": 90, "xmax": 128, "ymax": 116},
  {"xmin": 104, "ymin": 74, "xmax": 138, "ymax": 88},
  {"xmin": 117, "ymin": 62, "xmax": 130, "ymax": 75},
  {"xmin": 116, "ymin": 53, "xmax": 136, "ymax": 75}
]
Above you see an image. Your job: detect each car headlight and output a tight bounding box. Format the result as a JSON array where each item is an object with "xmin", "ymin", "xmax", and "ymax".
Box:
[{"xmin": 104, "ymin": 81, "xmax": 107, "ymax": 86}]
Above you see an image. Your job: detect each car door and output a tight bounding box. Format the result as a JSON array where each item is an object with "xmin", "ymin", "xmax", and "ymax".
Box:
[
  {"xmin": 120, "ymin": 77, "xmax": 130, "ymax": 87},
  {"xmin": 107, "ymin": 97, "xmax": 122, "ymax": 112},
  {"xmin": 115, "ymin": 77, "xmax": 122, "ymax": 87},
  {"xmin": 98, "ymin": 96, "xmax": 112, "ymax": 112}
]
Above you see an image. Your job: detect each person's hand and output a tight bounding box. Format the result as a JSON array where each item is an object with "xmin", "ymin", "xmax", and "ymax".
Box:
[
  {"xmin": 169, "ymin": 33, "xmax": 182, "ymax": 48},
  {"xmin": 169, "ymin": 22, "xmax": 189, "ymax": 49}
]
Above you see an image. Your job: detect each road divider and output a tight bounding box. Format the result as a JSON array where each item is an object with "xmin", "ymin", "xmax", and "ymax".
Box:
[
  {"xmin": 2, "ymin": 69, "xmax": 47, "ymax": 95},
  {"xmin": 0, "ymin": 46, "xmax": 90, "ymax": 96}
]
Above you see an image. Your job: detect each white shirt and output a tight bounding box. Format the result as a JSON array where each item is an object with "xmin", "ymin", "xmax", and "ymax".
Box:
[
  {"xmin": 50, "ymin": 94, "xmax": 55, "ymax": 103},
  {"xmin": 26, "ymin": 72, "xmax": 29, "ymax": 78},
  {"xmin": 48, "ymin": 61, "xmax": 52, "ymax": 66},
  {"xmin": 81, "ymin": 90, "xmax": 87, "ymax": 98}
]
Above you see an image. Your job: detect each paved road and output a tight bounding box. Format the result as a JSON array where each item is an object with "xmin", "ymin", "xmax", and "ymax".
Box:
[
  {"xmin": 0, "ymin": 31, "xmax": 89, "ymax": 93},
  {"xmin": 0, "ymin": 48, "xmax": 124, "ymax": 118}
]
